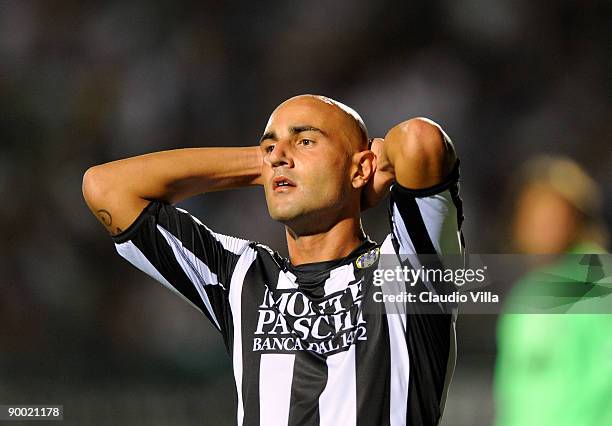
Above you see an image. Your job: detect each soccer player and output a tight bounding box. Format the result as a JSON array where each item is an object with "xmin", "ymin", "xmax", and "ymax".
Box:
[
  {"xmin": 82, "ymin": 95, "xmax": 464, "ymax": 425},
  {"xmin": 495, "ymin": 156, "xmax": 612, "ymax": 426}
]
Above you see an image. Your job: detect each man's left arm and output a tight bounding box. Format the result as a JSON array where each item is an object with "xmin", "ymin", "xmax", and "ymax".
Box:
[
  {"xmin": 373, "ymin": 118, "xmax": 463, "ymax": 425},
  {"xmin": 362, "ymin": 118, "xmax": 457, "ymax": 210},
  {"xmin": 372, "ymin": 116, "xmax": 464, "ymax": 258}
]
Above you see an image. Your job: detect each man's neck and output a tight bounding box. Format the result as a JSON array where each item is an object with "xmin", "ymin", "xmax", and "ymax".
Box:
[{"xmin": 285, "ymin": 217, "xmax": 365, "ymax": 266}]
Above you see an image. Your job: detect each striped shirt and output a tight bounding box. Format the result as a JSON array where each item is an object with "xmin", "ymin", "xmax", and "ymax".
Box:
[{"xmin": 112, "ymin": 162, "xmax": 464, "ymax": 426}]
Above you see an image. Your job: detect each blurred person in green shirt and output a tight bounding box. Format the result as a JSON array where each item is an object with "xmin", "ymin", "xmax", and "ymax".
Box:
[{"xmin": 494, "ymin": 156, "xmax": 612, "ymax": 426}]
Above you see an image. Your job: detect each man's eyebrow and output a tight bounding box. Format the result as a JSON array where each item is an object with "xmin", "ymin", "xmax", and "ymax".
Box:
[
  {"xmin": 259, "ymin": 131, "xmax": 277, "ymax": 144},
  {"xmin": 290, "ymin": 125, "xmax": 328, "ymax": 137},
  {"xmin": 260, "ymin": 126, "xmax": 328, "ymax": 144}
]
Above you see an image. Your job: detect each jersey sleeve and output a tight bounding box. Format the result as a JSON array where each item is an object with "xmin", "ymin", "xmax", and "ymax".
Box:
[
  {"xmin": 111, "ymin": 200, "xmax": 251, "ymax": 338},
  {"xmin": 387, "ymin": 159, "xmax": 465, "ymax": 307},
  {"xmin": 386, "ymin": 161, "xmax": 465, "ymax": 424},
  {"xmin": 388, "ymin": 160, "xmax": 464, "ymax": 258}
]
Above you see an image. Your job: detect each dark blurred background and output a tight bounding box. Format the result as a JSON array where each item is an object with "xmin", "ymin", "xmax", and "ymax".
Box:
[{"xmin": 1, "ymin": 1, "xmax": 610, "ymax": 425}]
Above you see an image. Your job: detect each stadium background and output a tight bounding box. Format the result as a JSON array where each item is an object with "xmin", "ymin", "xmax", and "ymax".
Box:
[{"xmin": 1, "ymin": 1, "xmax": 610, "ymax": 424}]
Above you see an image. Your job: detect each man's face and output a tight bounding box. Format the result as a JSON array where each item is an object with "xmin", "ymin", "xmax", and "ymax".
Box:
[{"xmin": 260, "ymin": 96, "xmax": 363, "ymax": 232}]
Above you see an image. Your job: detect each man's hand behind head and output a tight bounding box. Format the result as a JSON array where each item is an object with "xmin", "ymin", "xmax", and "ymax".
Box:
[{"xmin": 361, "ymin": 138, "xmax": 395, "ymax": 211}]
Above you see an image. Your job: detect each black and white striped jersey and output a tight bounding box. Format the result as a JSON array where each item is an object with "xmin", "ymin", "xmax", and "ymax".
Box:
[{"xmin": 112, "ymin": 162, "xmax": 464, "ymax": 426}]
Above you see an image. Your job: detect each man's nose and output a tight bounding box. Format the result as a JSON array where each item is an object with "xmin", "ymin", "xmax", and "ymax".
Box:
[{"xmin": 266, "ymin": 140, "xmax": 294, "ymax": 168}]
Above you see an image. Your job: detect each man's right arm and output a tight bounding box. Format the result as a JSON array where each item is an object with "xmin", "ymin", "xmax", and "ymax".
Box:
[{"xmin": 82, "ymin": 147, "xmax": 263, "ymax": 235}]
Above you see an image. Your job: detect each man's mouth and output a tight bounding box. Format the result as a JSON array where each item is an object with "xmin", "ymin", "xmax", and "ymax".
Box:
[{"xmin": 272, "ymin": 176, "xmax": 296, "ymax": 192}]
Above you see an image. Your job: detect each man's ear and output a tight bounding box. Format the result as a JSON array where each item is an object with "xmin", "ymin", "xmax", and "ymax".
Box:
[{"xmin": 351, "ymin": 150, "xmax": 376, "ymax": 189}]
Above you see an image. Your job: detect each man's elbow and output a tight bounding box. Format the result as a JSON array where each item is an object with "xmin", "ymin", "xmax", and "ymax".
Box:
[
  {"xmin": 391, "ymin": 118, "xmax": 448, "ymax": 157},
  {"xmin": 387, "ymin": 118, "xmax": 456, "ymax": 170},
  {"xmin": 82, "ymin": 165, "xmax": 113, "ymax": 210}
]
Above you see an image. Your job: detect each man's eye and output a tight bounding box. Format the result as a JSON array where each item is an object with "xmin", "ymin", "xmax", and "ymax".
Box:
[
  {"xmin": 264, "ymin": 145, "xmax": 275, "ymax": 153},
  {"xmin": 300, "ymin": 139, "xmax": 314, "ymax": 146}
]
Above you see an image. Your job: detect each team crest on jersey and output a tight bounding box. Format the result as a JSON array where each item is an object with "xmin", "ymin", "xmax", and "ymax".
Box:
[{"xmin": 355, "ymin": 247, "xmax": 380, "ymax": 269}]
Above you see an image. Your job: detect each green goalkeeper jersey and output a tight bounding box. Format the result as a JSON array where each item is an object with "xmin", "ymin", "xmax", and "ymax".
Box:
[{"xmin": 494, "ymin": 245, "xmax": 612, "ymax": 426}]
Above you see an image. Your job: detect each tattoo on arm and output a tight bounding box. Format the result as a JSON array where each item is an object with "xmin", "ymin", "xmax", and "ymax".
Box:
[
  {"xmin": 97, "ymin": 208, "xmax": 123, "ymax": 236},
  {"xmin": 97, "ymin": 209, "xmax": 112, "ymax": 227},
  {"xmin": 96, "ymin": 209, "xmax": 124, "ymax": 236}
]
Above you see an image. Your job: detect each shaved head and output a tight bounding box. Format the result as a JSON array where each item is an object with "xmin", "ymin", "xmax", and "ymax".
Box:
[
  {"xmin": 308, "ymin": 95, "xmax": 369, "ymax": 148},
  {"xmin": 277, "ymin": 94, "xmax": 369, "ymax": 151}
]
